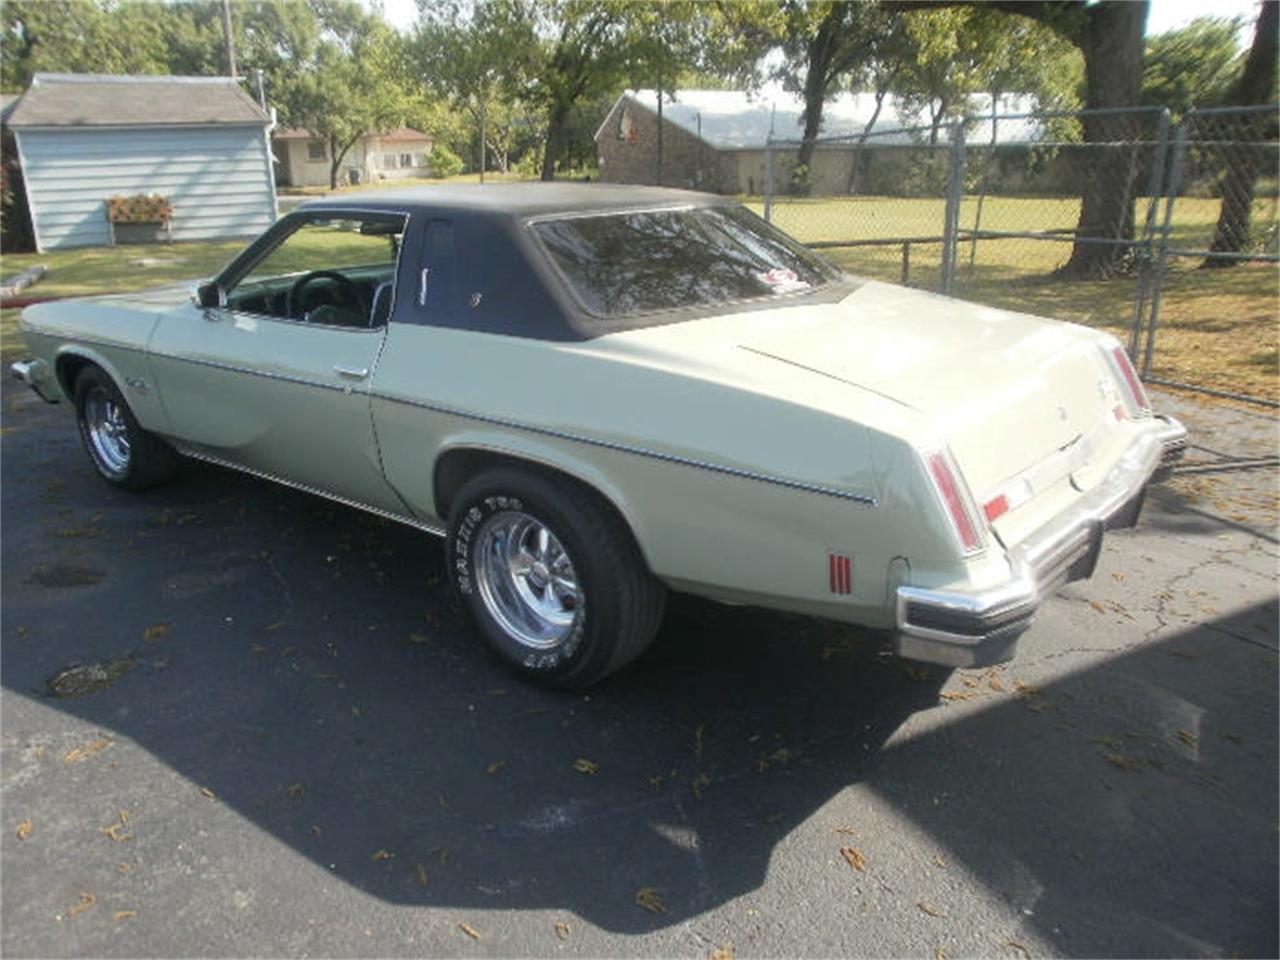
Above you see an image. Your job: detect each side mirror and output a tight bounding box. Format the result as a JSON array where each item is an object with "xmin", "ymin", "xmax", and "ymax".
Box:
[{"xmin": 192, "ymin": 281, "xmax": 225, "ymax": 308}]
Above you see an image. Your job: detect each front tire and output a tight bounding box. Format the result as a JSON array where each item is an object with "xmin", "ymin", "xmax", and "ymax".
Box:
[
  {"xmin": 73, "ymin": 366, "xmax": 176, "ymax": 490},
  {"xmin": 447, "ymin": 468, "xmax": 665, "ymax": 689}
]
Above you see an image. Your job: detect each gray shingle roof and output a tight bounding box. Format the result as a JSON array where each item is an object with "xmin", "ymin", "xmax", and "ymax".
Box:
[{"xmin": 6, "ymin": 73, "xmax": 269, "ymax": 128}]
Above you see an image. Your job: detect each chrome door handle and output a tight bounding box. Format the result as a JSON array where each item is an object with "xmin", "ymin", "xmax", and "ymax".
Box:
[{"xmin": 333, "ymin": 365, "xmax": 369, "ymax": 380}]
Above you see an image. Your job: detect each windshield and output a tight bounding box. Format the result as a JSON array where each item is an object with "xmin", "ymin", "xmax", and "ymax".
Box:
[{"xmin": 532, "ymin": 205, "xmax": 840, "ymax": 319}]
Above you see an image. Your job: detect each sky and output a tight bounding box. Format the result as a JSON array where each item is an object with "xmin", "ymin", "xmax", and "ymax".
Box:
[{"xmin": 376, "ymin": 0, "xmax": 1263, "ymax": 44}]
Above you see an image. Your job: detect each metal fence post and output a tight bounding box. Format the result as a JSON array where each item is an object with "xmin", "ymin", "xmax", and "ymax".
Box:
[
  {"xmin": 1128, "ymin": 109, "xmax": 1171, "ymax": 362},
  {"xmin": 763, "ymin": 137, "xmax": 774, "ymax": 223},
  {"xmin": 1142, "ymin": 118, "xmax": 1188, "ymax": 379},
  {"xmin": 940, "ymin": 121, "xmax": 966, "ymax": 295}
]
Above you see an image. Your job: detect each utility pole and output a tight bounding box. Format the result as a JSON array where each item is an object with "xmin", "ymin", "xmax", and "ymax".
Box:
[
  {"xmin": 479, "ymin": 97, "xmax": 486, "ymax": 184},
  {"xmin": 221, "ymin": 0, "xmax": 237, "ymax": 78}
]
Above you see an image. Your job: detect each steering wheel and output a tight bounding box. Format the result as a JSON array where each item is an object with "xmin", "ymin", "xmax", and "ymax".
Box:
[{"xmin": 288, "ymin": 270, "xmax": 368, "ymax": 322}]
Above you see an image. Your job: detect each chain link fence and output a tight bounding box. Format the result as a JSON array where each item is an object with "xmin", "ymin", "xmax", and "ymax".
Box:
[{"xmin": 758, "ymin": 104, "xmax": 1279, "ymax": 408}]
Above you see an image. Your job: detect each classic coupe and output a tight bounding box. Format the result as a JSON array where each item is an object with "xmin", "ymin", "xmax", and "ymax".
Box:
[{"xmin": 12, "ymin": 184, "xmax": 1187, "ymax": 688}]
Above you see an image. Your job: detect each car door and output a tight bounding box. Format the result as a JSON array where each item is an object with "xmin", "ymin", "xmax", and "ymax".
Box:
[{"xmin": 147, "ymin": 209, "xmax": 411, "ymax": 513}]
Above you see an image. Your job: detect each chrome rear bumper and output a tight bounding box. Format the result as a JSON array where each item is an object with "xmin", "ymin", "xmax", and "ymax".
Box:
[{"xmin": 894, "ymin": 416, "xmax": 1187, "ymax": 669}]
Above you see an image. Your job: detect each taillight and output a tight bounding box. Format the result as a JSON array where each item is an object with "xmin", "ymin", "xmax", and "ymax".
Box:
[
  {"xmin": 925, "ymin": 449, "xmax": 984, "ymax": 555},
  {"xmin": 1107, "ymin": 345, "xmax": 1151, "ymax": 417}
]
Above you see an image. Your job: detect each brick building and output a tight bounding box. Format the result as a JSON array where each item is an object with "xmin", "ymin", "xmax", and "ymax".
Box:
[{"xmin": 595, "ymin": 89, "xmax": 1038, "ymax": 196}]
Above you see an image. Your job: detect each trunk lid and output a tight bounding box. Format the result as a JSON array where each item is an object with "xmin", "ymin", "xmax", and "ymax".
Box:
[{"xmin": 739, "ymin": 282, "xmax": 1117, "ymax": 497}]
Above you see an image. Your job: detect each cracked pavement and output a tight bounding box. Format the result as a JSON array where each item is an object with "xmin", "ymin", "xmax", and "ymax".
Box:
[{"xmin": 2, "ymin": 379, "xmax": 1276, "ymax": 958}]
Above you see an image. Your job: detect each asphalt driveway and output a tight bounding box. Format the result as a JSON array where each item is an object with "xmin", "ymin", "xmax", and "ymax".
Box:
[{"xmin": 2, "ymin": 377, "xmax": 1276, "ymax": 958}]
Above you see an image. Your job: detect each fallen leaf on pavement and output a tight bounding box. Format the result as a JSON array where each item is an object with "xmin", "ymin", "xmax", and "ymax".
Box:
[
  {"xmin": 351, "ymin": 706, "xmax": 363, "ymax": 719},
  {"xmin": 370, "ymin": 849, "xmax": 395, "ymax": 861},
  {"xmin": 459, "ymin": 922, "xmax": 480, "ymax": 940},
  {"xmin": 200, "ymin": 786, "xmax": 216, "ymax": 799},
  {"xmin": 635, "ymin": 887, "xmax": 666, "ymax": 914},
  {"xmin": 691, "ymin": 773, "xmax": 711, "ymax": 799},
  {"xmin": 15, "ymin": 819, "xmax": 32, "ymax": 840},
  {"xmin": 486, "ymin": 761, "xmax": 506, "ymax": 775},
  {"xmin": 555, "ymin": 921, "xmax": 570, "ymax": 940},
  {"xmin": 1176, "ymin": 730, "xmax": 1198, "ymax": 747},
  {"xmin": 68, "ymin": 893, "xmax": 95, "ymax": 918},
  {"xmin": 1104, "ymin": 753, "xmax": 1144, "ymax": 771},
  {"xmin": 940, "ymin": 691, "xmax": 979, "ymax": 701},
  {"xmin": 142, "ymin": 623, "xmax": 172, "ymax": 641},
  {"xmin": 114, "ymin": 910, "xmax": 137, "ymax": 921},
  {"xmin": 840, "ymin": 847, "xmax": 866, "ymax": 871},
  {"xmin": 710, "ymin": 945, "xmax": 734, "ymax": 960},
  {"xmin": 917, "ymin": 900, "xmax": 946, "ymax": 918},
  {"xmin": 310, "ymin": 824, "xmax": 323, "ymax": 838},
  {"xmin": 573, "ymin": 758, "xmax": 600, "ymax": 775},
  {"xmin": 415, "ymin": 863, "xmax": 429, "ymax": 886},
  {"xmin": 63, "ymin": 737, "xmax": 111, "ymax": 763},
  {"xmin": 286, "ymin": 783, "xmax": 304, "ymax": 801},
  {"xmin": 102, "ymin": 820, "xmax": 132, "ymax": 843},
  {"xmin": 1006, "ymin": 938, "xmax": 1031, "ymax": 957}
]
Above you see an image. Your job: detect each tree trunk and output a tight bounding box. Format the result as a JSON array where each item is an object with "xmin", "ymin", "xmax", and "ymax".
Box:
[
  {"xmin": 795, "ymin": 3, "xmax": 845, "ymax": 190},
  {"xmin": 1055, "ymin": 1, "xmax": 1148, "ymax": 278},
  {"xmin": 846, "ymin": 87, "xmax": 888, "ymax": 195},
  {"xmin": 1205, "ymin": 0, "xmax": 1278, "ymax": 266},
  {"xmin": 540, "ymin": 102, "xmax": 570, "ymax": 181},
  {"xmin": 328, "ymin": 133, "xmax": 362, "ymax": 190}
]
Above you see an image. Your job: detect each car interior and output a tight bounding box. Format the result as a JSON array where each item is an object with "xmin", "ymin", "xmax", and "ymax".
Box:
[{"xmin": 224, "ymin": 216, "xmax": 404, "ymax": 329}]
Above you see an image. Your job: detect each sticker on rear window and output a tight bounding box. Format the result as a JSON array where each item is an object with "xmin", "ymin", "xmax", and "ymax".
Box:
[{"xmin": 755, "ymin": 267, "xmax": 811, "ymax": 294}]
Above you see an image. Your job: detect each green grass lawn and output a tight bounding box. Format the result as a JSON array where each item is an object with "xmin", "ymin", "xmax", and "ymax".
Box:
[{"xmin": 4, "ymin": 191, "xmax": 1276, "ymax": 400}]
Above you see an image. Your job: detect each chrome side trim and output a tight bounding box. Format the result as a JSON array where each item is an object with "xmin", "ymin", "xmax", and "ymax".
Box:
[
  {"xmin": 174, "ymin": 446, "xmax": 446, "ymax": 537},
  {"xmin": 375, "ymin": 392, "xmax": 879, "ymax": 506}
]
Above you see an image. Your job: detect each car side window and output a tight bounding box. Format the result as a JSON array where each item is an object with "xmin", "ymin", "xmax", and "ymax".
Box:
[{"xmin": 226, "ymin": 213, "xmax": 406, "ymax": 329}]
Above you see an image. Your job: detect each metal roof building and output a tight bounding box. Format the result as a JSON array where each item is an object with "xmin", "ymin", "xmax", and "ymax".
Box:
[{"xmin": 6, "ymin": 73, "xmax": 277, "ymax": 251}]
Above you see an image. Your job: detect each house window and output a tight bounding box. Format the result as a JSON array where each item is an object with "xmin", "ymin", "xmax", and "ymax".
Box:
[
  {"xmin": 400, "ymin": 152, "xmax": 414, "ymax": 168},
  {"xmin": 382, "ymin": 154, "xmax": 398, "ymax": 169},
  {"xmin": 307, "ymin": 140, "xmax": 326, "ymax": 161}
]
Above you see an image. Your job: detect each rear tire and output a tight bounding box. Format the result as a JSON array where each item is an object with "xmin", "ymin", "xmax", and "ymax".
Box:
[
  {"xmin": 446, "ymin": 467, "xmax": 665, "ymax": 689},
  {"xmin": 73, "ymin": 365, "xmax": 177, "ymax": 491}
]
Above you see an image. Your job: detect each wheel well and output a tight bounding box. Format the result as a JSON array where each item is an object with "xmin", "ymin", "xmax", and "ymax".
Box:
[
  {"xmin": 55, "ymin": 354, "xmax": 96, "ymax": 399},
  {"xmin": 433, "ymin": 448, "xmax": 648, "ymax": 563}
]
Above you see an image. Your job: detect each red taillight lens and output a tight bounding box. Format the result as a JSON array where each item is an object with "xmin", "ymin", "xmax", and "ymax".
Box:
[
  {"xmin": 983, "ymin": 494, "xmax": 1009, "ymax": 523},
  {"xmin": 926, "ymin": 450, "xmax": 983, "ymax": 555},
  {"xmin": 1110, "ymin": 346, "xmax": 1150, "ymax": 416}
]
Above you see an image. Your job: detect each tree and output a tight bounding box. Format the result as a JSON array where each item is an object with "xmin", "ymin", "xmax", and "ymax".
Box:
[
  {"xmin": 1142, "ymin": 16, "xmax": 1245, "ymax": 114},
  {"xmin": 1206, "ymin": 0, "xmax": 1279, "ymax": 263},
  {"xmin": 283, "ymin": 14, "xmax": 415, "ymax": 188},
  {"xmin": 983, "ymin": 1, "xmax": 1150, "ymax": 279},
  {"xmin": 776, "ymin": 2, "xmax": 891, "ymax": 179},
  {"xmin": 413, "ymin": 0, "xmax": 536, "ymax": 179}
]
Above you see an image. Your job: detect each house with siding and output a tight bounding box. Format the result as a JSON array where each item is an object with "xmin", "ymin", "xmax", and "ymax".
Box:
[
  {"xmin": 274, "ymin": 127, "xmax": 434, "ymax": 188},
  {"xmin": 6, "ymin": 73, "xmax": 277, "ymax": 251},
  {"xmin": 596, "ymin": 89, "xmax": 1039, "ymax": 196}
]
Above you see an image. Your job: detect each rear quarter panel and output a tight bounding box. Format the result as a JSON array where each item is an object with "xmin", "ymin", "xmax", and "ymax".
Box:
[{"xmin": 371, "ymin": 322, "xmax": 963, "ymax": 627}]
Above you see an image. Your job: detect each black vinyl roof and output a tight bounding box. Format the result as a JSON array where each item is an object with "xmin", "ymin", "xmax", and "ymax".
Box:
[{"xmin": 299, "ymin": 182, "xmax": 724, "ymax": 219}]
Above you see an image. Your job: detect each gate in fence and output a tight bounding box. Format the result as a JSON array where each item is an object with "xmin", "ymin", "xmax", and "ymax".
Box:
[{"xmin": 762, "ymin": 104, "xmax": 1279, "ymax": 408}]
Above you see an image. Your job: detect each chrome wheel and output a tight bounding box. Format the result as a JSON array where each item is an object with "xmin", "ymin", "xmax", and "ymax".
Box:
[
  {"xmin": 83, "ymin": 387, "xmax": 131, "ymax": 476},
  {"xmin": 474, "ymin": 511, "xmax": 583, "ymax": 650}
]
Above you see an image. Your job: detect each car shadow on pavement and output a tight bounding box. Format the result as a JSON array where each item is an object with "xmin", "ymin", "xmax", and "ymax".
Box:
[
  {"xmin": 3, "ymin": 388, "xmax": 1276, "ymax": 950},
  {"xmin": 2, "ymin": 426, "xmax": 948, "ymax": 934}
]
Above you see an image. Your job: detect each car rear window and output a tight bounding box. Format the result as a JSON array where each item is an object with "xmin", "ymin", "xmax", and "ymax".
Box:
[{"xmin": 531, "ymin": 205, "xmax": 840, "ymax": 319}]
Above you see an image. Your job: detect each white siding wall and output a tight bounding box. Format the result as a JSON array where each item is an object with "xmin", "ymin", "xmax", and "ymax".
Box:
[{"xmin": 15, "ymin": 124, "xmax": 277, "ymax": 251}]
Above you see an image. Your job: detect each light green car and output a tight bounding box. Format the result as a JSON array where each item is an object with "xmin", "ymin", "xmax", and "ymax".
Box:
[{"xmin": 12, "ymin": 184, "xmax": 1188, "ymax": 688}]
